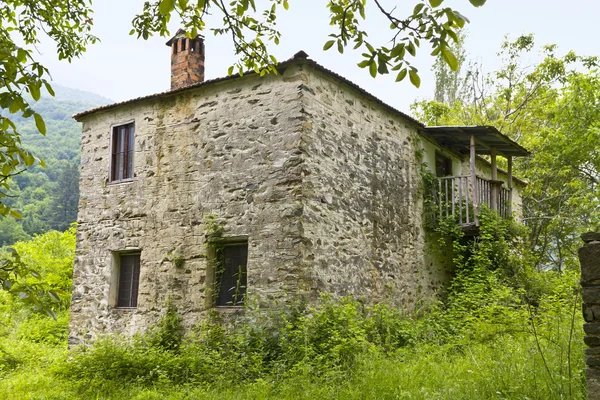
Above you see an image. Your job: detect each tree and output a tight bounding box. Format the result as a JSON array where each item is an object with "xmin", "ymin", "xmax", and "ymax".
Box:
[
  {"xmin": 432, "ymin": 30, "xmax": 467, "ymax": 104},
  {"xmin": 0, "ymin": 0, "xmax": 96, "ymax": 217},
  {"xmin": 0, "ymin": 0, "xmax": 95, "ymax": 310},
  {"xmin": 132, "ymin": 0, "xmax": 487, "ymax": 86},
  {"xmin": 413, "ymin": 35, "xmax": 600, "ymax": 272},
  {"xmin": 47, "ymin": 162, "xmax": 79, "ymax": 232}
]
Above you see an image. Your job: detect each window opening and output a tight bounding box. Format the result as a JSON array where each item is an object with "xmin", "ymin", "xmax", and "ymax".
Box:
[
  {"xmin": 215, "ymin": 243, "xmax": 248, "ymax": 306},
  {"xmin": 117, "ymin": 254, "xmax": 141, "ymax": 308},
  {"xmin": 111, "ymin": 122, "xmax": 134, "ymax": 182},
  {"xmin": 435, "ymin": 152, "xmax": 452, "ymax": 177}
]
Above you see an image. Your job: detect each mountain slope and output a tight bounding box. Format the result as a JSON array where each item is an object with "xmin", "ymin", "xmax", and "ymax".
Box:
[{"xmin": 0, "ymin": 85, "xmax": 111, "ymax": 246}]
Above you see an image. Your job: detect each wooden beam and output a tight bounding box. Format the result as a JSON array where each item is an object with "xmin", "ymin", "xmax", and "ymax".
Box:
[
  {"xmin": 470, "ymin": 134, "xmax": 479, "ymax": 225},
  {"xmin": 490, "ymin": 147, "xmax": 498, "ymax": 211},
  {"xmin": 507, "ymin": 156, "xmax": 513, "ymax": 215}
]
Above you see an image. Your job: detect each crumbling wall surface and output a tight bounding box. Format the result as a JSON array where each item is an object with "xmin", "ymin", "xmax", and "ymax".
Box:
[
  {"xmin": 580, "ymin": 232, "xmax": 600, "ymax": 399},
  {"xmin": 70, "ymin": 67, "xmax": 309, "ymax": 344},
  {"xmin": 298, "ymin": 64, "xmax": 450, "ymax": 308}
]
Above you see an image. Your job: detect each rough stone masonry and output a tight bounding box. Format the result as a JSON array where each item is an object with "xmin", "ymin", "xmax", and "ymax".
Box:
[
  {"xmin": 580, "ymin": 231, "xmax": 600, "ymax": 399},
  {"xmin": 69, "ymin": 56, "xmax": 456, "ymax": 344}
]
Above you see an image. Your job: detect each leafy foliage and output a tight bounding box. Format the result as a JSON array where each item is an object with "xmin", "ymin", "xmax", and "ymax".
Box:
[
  {"xmin": 412, "ymin": 34, "xmax": 600, "ymax": 272},
  {"xmin": 0, "ymin": 218, "xmax": 585, "ymax": 398},
  {"xmin": 132, "ymin": 1, "xmax": 486, "ymax": 85},
  {"xmin": 0, "ymin": 0, "xmax": 97, "ymax": 218}
]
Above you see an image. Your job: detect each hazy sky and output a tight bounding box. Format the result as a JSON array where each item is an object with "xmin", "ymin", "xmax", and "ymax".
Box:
[{"xmin": 34, "ymin": 1, "xmax": 599, "ymax": 112}]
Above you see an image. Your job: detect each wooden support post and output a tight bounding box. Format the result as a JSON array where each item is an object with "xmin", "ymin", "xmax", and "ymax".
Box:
[
  {"xmin": 490, "ymin": 147, "xmax": 498, "ymax": 211},
  {"xmin": 507, "ymin": 156, "xmax": 513, "ymax": 216},
  {"xmin": 470, "ymin": 134, "xmax": 479, "ymax": 225}
]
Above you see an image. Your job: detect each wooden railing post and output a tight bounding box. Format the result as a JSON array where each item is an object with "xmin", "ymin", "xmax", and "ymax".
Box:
[
  {"xmin": 507, "ymin": 156, "xmax": 513, "ymax": 216},
  {"xmin": 470, "ymin": 135, "xmax": 479, "ymax": 225},
  {"xmin": 490, "ymin": 147, "xmax": 498, "ymax": 211}
]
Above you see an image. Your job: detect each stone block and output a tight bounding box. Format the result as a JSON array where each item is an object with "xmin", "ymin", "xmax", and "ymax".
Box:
[
  {"xmin": 582, "ymin": 232, "xmax": 600, "ymax": 243},
  {"xmin": 585, "ymin": 323, "xmax": 600, "ymax": 335},
  {"xmin": 585, "ymin": 335, "xmax": 600, "ymax": 347},
  {"xmin": 580, "ymin": 242, "xmax": 600, "ymax": 283},
  {"xmin": 584, "ymin": 288, "xmax": 600, "ymax": 304}
]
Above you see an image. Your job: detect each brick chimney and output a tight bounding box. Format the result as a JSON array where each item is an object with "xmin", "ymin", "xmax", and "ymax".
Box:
[{"xmin": 166, "ymin": 29, "xmax": 205, "ymax": 90}]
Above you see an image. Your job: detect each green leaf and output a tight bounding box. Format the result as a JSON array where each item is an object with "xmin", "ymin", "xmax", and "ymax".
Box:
[
  {"xmin": 390, "ymin": 44, "xmax": 405, "ymax": 59},
  {"xmin": 34, "ymin": 113, "xmax": 46, "ymax": 135},
  {"xmin": 429, "ymin": 0, "xmax": 444, "ymax": 7},
  {"xmin": 337, "ymin": 40, "xmax": 344, "ymax": 54},
  {"xmin": 377, "ymin": 59, "xmax": 389, "ymax": 75},
  {"xmin": 45, "ymin": 309, "xmax": 57, "ymax": 320},
  {"xmin": 23, "ymin": 152, "xmax": 34, "ymax": 166},
  {"xmin": 29, "ymin": 83, "xmax": 40, "ymax": 101},
  {"xmin": 409, "ymin": 70, "xmax": 421, "ymax": 88},
  {"xmin": 469, "ymin": 0, "xmax": 486, "ymax": 6},
  {"xmin": 369, "ymin": 61, "xmax": 377, "ymax": 78},
  {"xmin": 357, "ymin": 60, "xmax": 370, "ymax": 68},
  {"xmin": 43, "ymin": 82, "xmax": 55, "ymax": 96},
  {"xmin": 48, "ymin": 290, "xmax": 61, "ymax": 302},
  {"xmin": 442, "ymin": 48, "xmax": 459, "ymax": 71},
  {"xmin": 413, "ymin": 3, "xmax": 425, "ymax": 14},
  {"xmin": 227, "ymin": 66, "xmax": 234, "ymax": 75},
  {"xmin": 159, "ymin": 0, "xmax": 176, "ymax": 15},
  {"xmin": 323, "ymin": 40, "xmax": 335, "ymax": 51},
  {"xmin": 1, "ymin": 164, "xmax": 10, "ymax": 176},
  {"xmin": 283, "ymin": 0, "xmax": 289, "ymax": 10},
  {"xmin": 9, "ymin": 209, "xmax": 22, "ymax": 219},
  {"xmin": 396, "ymin": 69, "xmax": 408, "ymax": 82}
]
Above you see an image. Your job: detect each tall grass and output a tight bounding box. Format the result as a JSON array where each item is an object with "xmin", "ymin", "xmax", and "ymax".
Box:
[{"xmin": 0, "ymin": 291, "xmax": 585, "ymax": 400}]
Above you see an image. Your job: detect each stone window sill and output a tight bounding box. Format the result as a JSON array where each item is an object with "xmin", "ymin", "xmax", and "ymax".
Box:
[{"xmin": 107, "ymin": 178, "xmax": 135, "ymax": 186}]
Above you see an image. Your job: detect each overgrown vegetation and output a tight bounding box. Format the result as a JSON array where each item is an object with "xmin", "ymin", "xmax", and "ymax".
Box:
[{"xmin": 0, "ymin": 212, "xmax": 586, "ymax": 399}]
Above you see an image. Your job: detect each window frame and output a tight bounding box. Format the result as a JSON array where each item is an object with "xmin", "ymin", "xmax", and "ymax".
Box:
[
  {"xmin": 435, "ymin": 151, "xmax": 453, "ymax": 177},
  {"xmin": 109, "ymin": 121, "xmax": 136, "ymax": 183},
  {"xmin": 111, "ymin": 252, "xmax": 141, "ymax": 309},
  {"xmin": 206, "ymin": 237, "xmax": 249, "ymax": 308}
]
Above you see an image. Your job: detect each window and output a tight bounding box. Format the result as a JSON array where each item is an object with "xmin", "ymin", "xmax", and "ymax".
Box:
[
  {"xmin": 111, "ymin": 122, "xmax": 135, "ymax": 182},
  {"xmin": 215, "ymin": 243, "xmax": 248, "ymax": 306},
  {"xmin": 117, "ymin": 254, "xmax": 141, "ymax": 308},
  {"xmin": 435, "ymin": 152, "xmax": 452, "ymax": 177}
]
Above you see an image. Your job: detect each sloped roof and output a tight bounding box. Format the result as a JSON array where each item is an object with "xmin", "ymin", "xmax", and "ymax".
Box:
[
  {"xmin": 424, "ymin": 126, "xmax": 530, "ymax": 157},
  {"xmin": 72, "ymin": 51, "xmax": 530, "ymax": 161},
  {"xmin": 73, "ymin": 51, "xmax": 422, "ymax": 124}
]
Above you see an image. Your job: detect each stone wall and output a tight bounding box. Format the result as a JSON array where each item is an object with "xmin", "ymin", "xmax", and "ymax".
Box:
[
  {"xmin": 299, "ymin": 64, "xmax": 450, "ymax": 308},
  {"xmin": 70, "ymin": 67, "xmax": 310, "ymax": 344},
  {"xmin": 580, "ymin": 232, "xmax": 600, "ymax": 399}
]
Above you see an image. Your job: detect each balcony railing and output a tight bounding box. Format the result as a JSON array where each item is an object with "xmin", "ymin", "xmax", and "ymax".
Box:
[{"xmin": 431, "ymin": 175, "xmax": 511, "ymax": 228}]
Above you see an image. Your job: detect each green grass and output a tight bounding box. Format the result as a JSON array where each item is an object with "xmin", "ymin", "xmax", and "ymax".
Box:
[{"xmin": 0, "ymin": 327, "xmax": 585, "ymax": 400}]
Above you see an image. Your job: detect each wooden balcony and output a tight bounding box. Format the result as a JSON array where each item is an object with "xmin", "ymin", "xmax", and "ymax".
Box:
[
  {"xmin": 422, "ymin": 126, "xmax": 530, "ymax": 235},
  {"xmin": 431, "ymin": 175, "xmax": 511, "ymax": 232}
]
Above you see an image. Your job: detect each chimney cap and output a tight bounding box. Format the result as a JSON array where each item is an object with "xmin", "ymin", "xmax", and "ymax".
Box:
[{"xmin": 166, "ymin": 29, "xmax": 204, "ymax": 46}]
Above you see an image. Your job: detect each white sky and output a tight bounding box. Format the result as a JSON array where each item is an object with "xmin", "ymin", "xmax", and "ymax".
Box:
[{"xmin": 34, "ymin": 1, "xmax": 599, "ymax": 112}]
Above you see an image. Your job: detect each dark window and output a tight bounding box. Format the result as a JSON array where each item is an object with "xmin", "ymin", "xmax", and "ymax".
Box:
[
  {"xmin": 117, "ymin": 254, "xmax": 141, "ymax": 308},
  {"xmin": 435, "ymin": 152, "xmax": 452, "ymax": 177},
  {"xmin": 215, "ymin": 243, "xmax": 248, "ymax": 306},
  {"xmin": 111, "ymin": 123, "xmax": 135, "ymax": 182}
]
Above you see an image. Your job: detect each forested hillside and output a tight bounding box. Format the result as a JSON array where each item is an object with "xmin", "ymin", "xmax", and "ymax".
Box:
[{"xmin": 0, "ymin": 86, "xmax": 111, "ymax": 246}]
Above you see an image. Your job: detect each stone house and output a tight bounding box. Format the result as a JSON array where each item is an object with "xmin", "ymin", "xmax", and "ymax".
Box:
[{"xmin": 69, "ymin": 31, "xmax": 529, "ymax": 344}]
